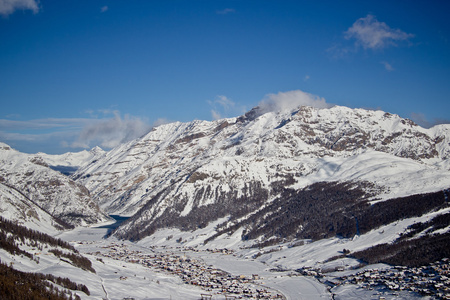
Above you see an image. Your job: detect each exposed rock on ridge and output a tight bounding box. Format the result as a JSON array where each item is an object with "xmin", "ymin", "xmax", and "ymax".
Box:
[{"xmin": 72, "ymin": 105, "xmax": 450, "ymax": 242}]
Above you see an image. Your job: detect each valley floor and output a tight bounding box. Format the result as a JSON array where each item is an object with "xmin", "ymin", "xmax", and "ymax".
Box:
[
  {"xmin": 58, "ymin": 224, "xmax": 330, "ymax": 300},
  {"xmin": 51, "ymin": 221, "xmax": 430, "ymax": 300}
]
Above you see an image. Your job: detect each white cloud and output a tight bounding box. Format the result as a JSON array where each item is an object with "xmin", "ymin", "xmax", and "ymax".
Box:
[
  {"xmin": 304, "ymin": 75, "xmax": 310, "ymax": 81},
  {"xmin": 215, "ymin": 95, "xmax": 235, "ymax": 111},
  {"xmin": 211, "ymin": 110, "xmax": 222, "ymax": 120},
  {"xmin": 72, "ymin": 111, "xmax": 151, "ymax": 149},
  {"xmin": 0, "ymin": 111, "xmax": 152, "ymax": 153},
  {"xmin": 208, "ymin": 95, "xmax": 246, "ymax": 120},
  {"xmin": 0, "ymin": 117, "xmax": 89, "ymax": 153},
  {"xmin": 381, "ymin": 61, "xmax": 394, "ymax": 71},
  {"xmin": 345, "ymin": 14, "xmax": 414, "ymax": 50},
  {"xmin": 0, "ymin": 0, "xmax": 39, "ymax": 16},
  {"xmin": 100, "ymin": 5, "xmax": 108, "ymax": 13},
  {"xmin": 258, "ymin": 90, "xmax": 332, "ymax": 114},
  {"xmin": 0, "ymin": 129, "xmax": 80, "ymax": 154},
  {"xmin": 0, "ymin": 118, "xmax": 90, "ymax": 131},
  {"xmin": 0, "ymin": 130, "xmax": 75, "ymax": 143},
  {"xmin": 152, "ymin": 118, "xmax": 172, "ymax": 127}
]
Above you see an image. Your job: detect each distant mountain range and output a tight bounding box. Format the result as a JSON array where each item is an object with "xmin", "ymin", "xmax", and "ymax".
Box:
[
  {"xmin": 0, "ymin": 143, "xmax": 108, "ymax": 233},
  {"xmin": 38, "ymin": 146, "xmax": 105, "ymax": 175}
]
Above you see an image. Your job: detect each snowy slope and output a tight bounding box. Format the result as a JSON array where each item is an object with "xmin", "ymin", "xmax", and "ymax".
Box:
[
  {"xmin": 72, "ymin": 105, "xmax": 450, "ymax": 241},
  {"xmin": 0, "ymin": 183, "xmax": 65, "ymax": 234},
  {"xmin": 38, "ymin": 146, "xmax": 105, "ymax": 175},
  {"xmin": 0, "ymin": 143, "xmax": 109, "ymax": 227}
]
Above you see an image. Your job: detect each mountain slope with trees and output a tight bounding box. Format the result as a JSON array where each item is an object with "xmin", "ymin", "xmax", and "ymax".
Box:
[{"xmin": 72, "ymin": 105, "xmax": 450, "ymax": 245}]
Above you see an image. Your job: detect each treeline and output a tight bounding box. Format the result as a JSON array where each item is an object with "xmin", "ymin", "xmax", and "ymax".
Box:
[
  {"xmin": 206, "ymin": 181, "xmax": 369, "ymax": 244},
  {"xmin": 351, "ymin": 232, "xmax": 450, "ymax": 267},
  {"xmin": 239, "ymin": 181, "xmax": 369, "ymax": 242},
  {"xmin": 0, "ymin": 216, "xmax": 76, "ymax": 252},
  {"xmin": 116, "ymin": 176, "xmax": 449, "ymax": 254},
  {"xmin": 49, "ymin": 249, "xmax": 95, "ymax": 273},
  {"xmin": 0, "ymin": 216, "xmax": 95, "ymax": 273},
  {"xmin": 399, "ymin": 212, "xmax": 450, "ymax": 239},
  {"xmin": 351, "ymin": 212, "xmax": 450, "ymax": 267},
  {"xmin": 0, "ymin": 229, "xmax": 33, "ymax": 259},
  {"xmin": 0, "ymin": 259, "xmax": 86, "ymax": 300},
  {"xmin": 204, "ymin": 182, "xmax": 449, "ymax": 247},
  {"xmin": 118, "ymin": 180, "xmax": 269, "ymax": 241},
  {"xmin": 357, "ymin": 191, "xmax": 449, "ymax": 234}
]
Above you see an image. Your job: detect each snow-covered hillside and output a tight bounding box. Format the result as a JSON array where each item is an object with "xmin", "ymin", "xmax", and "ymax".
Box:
[
  {"xmin": 0, "ymin": 183, "xmax": 67, "ymax": 234},
  {"xmin": 72, "ymin": 105, "xmax": 450, "ymax": 242},
  {"xmin": 0, "ymin": 143, "xmax": 109, "ymax": 227}
]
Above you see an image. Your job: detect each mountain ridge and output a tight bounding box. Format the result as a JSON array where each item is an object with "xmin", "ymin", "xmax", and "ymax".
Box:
[
  {"xmin": 72, "ymin": 105, "xmax": 450, "ymax": 243},
  {"xmin": 0, "ymin": 143, "xmax": 109, "ymax": 230}
]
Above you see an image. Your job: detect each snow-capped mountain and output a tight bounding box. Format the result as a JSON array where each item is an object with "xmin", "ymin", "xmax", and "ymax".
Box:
[
  {"xmin": 0, "ymin": 143, "xmax": 109, "ymax": 228},
  {"xmin": 38, "ymin": 146, "xmax": 105, "ymax": 175},
  {"xmin": 73, "ymin": 105, "xmax": 450, "ymax": 242}
]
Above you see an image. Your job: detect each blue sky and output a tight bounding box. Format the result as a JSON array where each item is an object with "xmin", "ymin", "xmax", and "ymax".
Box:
[{"xmin": 1, "ymin": 0, "xmax": 449, "ymax": 154}]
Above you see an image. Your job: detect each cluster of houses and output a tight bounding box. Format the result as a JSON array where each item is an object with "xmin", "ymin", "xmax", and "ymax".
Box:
[
  {"xmin": 93, "ymin": 243, "xmax": 284, "ymax": 299},
  {"xmin": 299, "ymin": 258, "xmax": 450, "ymax": 299}
]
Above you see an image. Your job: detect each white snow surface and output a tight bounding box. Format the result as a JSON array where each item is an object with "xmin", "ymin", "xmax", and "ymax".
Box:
[
  {"xmin": 71, "ymin": 106, "xmax": 450, "ymax": 240},
  {"xmin": 0, "ymin": 183, "xmax": 59, "ymax": 235},
  {"xmin": 3, "ymin": 204, "xmax": 440, "ymax": 300},
  {"xmin": 38, "ymin": 146, "xmax": 105, "ymax": 168},
  {"xmin": 0, "ymin": 143, "xmax": 108, "ymax": 227}
]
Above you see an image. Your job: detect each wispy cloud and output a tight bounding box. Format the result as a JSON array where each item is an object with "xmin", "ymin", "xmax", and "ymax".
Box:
[
  {"xmin": 326, "ymin": 43, "xmax": 352, "ymax": 59},
  {"xmin": 216, "ymin": 8, "xmax": 235, "ymax": 15},
  {"xmin": 72, "ymin": 111, "xmax": 151, "ymax": 149},
  {"xmin": 0, "ymin": 130, "xmax": 78, "ymax": 143},
  {"xmin": 381, "ymin": 61, "xmax": 394, "ymax": 71},
  {"xmin": 410, "ymin": 112, "xmax": 450, "ymax": 128},
  {"xmin": 208, "ymin": 95, "xmax": 246, "ymax": 120},
  {"xmin": 345, "ymin": 14, "xmax": 414, "ymax": 50},
  {"xmin": 100, "ymin": 5, "xmax": 108, "ymax": 13},
  {"xmin": 209, "ymin": 95, "xmax": 234, "ymax": 120},
  {"xmin": 0, "ymin": 110, "xmax": 152, "ymax": 153},
  {"xmin": 152, "ymin": 118, "xmax": 172, "ymax": 127},
  {"xmin": 0, "ymin": 0, "xmax": 39, "ymax": 17},
  {"xmin": 410, "ymin": 112, "xmax": 431, "ymax": 128},
  {"xmin": 258, "ymin": 90, "xmax": 333, "ymax": 114},
  {"xmin": 0, "ymin": 127, "xmax": 80, "ymax": 154},
  {"xmin": 0, "ymin": 118, "xmax": 91, "ymax": 131}
]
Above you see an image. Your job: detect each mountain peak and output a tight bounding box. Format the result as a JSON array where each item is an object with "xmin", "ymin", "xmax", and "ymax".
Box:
[
  {"xmin": 90, "ymin": 146, "xmax": 105, "ymax": 155},
  {"xmin": 72, "ymin": 104, "xmax": 450, "ymax": 243}
]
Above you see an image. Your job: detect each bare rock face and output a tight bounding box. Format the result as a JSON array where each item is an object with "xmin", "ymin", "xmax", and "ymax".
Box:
[
  {"xmin": 0, "ymin": 143, "xmax": 109, "ymax": 228},
  {"xmin": 72, "ymin": 105, "xmax": 450, "ymax": 242}
]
